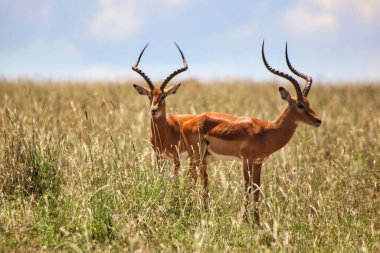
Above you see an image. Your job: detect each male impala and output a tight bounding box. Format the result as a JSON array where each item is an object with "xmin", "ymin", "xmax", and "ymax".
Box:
[
  {"xmin": 182, "ymin": 42, "xmax": 322, "ymax": 223},
  {"xmin": 132, "ymin": 43, "xmax": 193, "ymax": 175},
  {"xmin": 132, "ymin": 44, "xmax": 240, "ymax": 175}
]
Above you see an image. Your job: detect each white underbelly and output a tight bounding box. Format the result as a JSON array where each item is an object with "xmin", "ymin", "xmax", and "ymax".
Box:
[
  {"xmin": 179, "ymin": 151, "xmax": 189, "ymax": 159},
  {"xmin": 254, "ymin": 157, "xmax": 267, "ymax": 164},
  {"xmin": 207, "ymin": 147, "xmax": 241, "ymax": 161}
]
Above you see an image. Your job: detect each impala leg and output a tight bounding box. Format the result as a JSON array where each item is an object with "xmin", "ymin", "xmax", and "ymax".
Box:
[
  {"xmin": 189, "ymin": 157, "xmax": 198, "ymax": 185},
  {"xmin": 243, "ymin": 158, "xmax": 253, "ymax": 222},
  {"xmin": 189, "ymin": 139, "xmax": 209, "ymax": 204},
  {"xmin": 173, "ymin": 156, "xmax": 180, "ymax": 178},
  {"xmin": 156, "ymin": 153, "xmax": 164, "ymax": 172},
  {"xmin": 200, "ymin": 158, "xmax": 209, "ymax": 204},
  {"xmin": 252, "ymin": 163, "xmax": 262, "ymax": 225},
  {"xmin": 200, "ymin": 137, "xmax": 210, "ymax": 203},
  {"xmin": 187, "ymin": 135, "xmax": 206, "ymax": 185}
]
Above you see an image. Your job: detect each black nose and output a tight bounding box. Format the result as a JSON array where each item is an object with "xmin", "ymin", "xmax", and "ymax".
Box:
[
  {"xmin": 151, "ymin": 108, "xmax": 158, "ymax": 114},
  {"xmin": 316, "ymin": 119, "xmax": 322, "ymax": 126}
]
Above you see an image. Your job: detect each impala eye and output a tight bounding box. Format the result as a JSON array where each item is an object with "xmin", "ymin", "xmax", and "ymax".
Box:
[
  {"xmin": 159, "ymin": 95, "xmax": 166, "ymax": 101},
  {"xmin": 297, "ymin": 103, "xmax": 305, "ymax": 109}
]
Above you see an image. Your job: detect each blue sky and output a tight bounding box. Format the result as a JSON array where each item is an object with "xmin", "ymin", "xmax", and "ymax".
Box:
[{"xmin": 1, "ymin": 0, "xmax": 379, "ymax": 82}]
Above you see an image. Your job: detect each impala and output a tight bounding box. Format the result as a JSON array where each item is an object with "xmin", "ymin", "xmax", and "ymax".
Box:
[
  {"xmin": 132, "ymin": 43, "xmax": 240, "ymax": 176},
  {"xmin": 132, "ymin": 43, "xmax": 193, "ymax": 175},
  {"xmin": 181, "ymin": 42, "xmax": 322, "ymax": 223}
]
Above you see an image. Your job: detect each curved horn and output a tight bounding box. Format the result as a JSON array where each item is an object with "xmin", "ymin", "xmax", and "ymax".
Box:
[
  {"xmin": 132, "ymin": 43, "xmax": 154, "ymax": 90},
  {"xmin": 285, "ymin": 43, "xmax": 313, "ymax": 97},
  {"xmin": 160, "ymin": 43, "xmax": 188, "ymax": 90},
  {"xmin": 262, "ymin": 41, "xmax": 303, "ymax": 101}
]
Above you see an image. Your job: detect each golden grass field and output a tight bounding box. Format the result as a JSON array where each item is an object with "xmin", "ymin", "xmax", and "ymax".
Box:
[{"xmin": 0, "ymin": 79, "xmax": 379, "ymax": 251}]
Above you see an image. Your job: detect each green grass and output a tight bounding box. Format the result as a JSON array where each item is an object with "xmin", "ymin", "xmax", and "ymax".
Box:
[{"xmin": 0, "ymin": 79, "xmax": 379, "ymax": 251}]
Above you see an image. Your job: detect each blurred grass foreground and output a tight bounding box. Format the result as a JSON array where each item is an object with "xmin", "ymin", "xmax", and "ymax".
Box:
[{"xmin": 0, "ymin": 79, "xmax": 379, "ymax": 251}]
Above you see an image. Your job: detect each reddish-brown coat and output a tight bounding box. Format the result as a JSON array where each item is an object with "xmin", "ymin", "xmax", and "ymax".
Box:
[{"xmin": 181, "ymin": 93, "xmax": 321, "ymax": 223}]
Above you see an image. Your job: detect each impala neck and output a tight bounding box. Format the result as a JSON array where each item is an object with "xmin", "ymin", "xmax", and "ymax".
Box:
[
  {"xmin": 267, "ymin": 106, "xmax": 298, "ymax": 151},
  {"xmin": 150, "ymin": 107, "xmax": 168, "ymax": 140}
]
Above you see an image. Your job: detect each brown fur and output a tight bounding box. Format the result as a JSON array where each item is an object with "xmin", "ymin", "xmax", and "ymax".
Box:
[{"xmin": 181, "ymin": 91, "xmax": 322, "ymax": 223}]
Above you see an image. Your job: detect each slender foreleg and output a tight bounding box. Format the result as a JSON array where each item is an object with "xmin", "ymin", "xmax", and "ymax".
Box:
[
  {"xmin": 173, "ymin": 156, "xmax": 180, "ymax": 178},
  {"xmin": 243, "ymin": 158, "xmax": 253, "ymax": 222},
  {"xmin": 252, "ymin": 163, "xmax": 262, "ymax": 225}
]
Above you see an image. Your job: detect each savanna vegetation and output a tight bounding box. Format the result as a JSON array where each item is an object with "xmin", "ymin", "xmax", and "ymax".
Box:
[{"xmin": 0, "ymin": 79, "xmax": 379, "ymax": 251}]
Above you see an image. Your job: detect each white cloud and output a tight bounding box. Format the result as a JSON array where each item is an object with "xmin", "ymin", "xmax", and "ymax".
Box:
[
  {"xmin": 356, "ymin": 0, "xmax": 380, "ymax": 22},
  {"xmin": 317, "ymin": 0, "xmax": 380, "ymax": 21},
  {"xmin": 283, "ymin": 2, "xmax": 337, "ymax": 33},
  {"xmin": 90, "ymin": 0, "xmax": 141, "ymax": 41},
  {"xmin": 283, "ymin": 0, "xmax": 380, "ymax": 34},
  {"xmin": 327, "ymin": 0, "xmax": 380, "ymax": 24},
  {"xmin": 90, "ymin": 0, "xmax": 189, "ymax": 41}
]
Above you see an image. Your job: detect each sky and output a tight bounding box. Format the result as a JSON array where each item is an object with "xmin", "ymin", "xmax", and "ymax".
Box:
[{"xmin": 0, "ymin": 0, "xmax": 380, "ymax": 82}]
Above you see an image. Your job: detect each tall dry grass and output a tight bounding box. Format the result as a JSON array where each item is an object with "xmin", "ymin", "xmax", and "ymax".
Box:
[{"xmin": 0, "ymin": 79, "xmax": 379, "ymax": 251}]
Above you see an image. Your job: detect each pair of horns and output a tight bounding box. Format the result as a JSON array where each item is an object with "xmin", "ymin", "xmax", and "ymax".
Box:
[
  {"xmin": 133, "ymin": 42, "xmax": 312, "ymax": 98},
  {"xmin": 132, "ymin": 43, "xmax": 188, "ymax": 90},
  {"xmin": 262, "ymin": 41, "xmax": 313, "ymax": 100}
]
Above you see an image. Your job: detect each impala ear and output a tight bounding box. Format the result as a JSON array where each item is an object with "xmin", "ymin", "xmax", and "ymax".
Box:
[
  {"xmin": 133, "ymin": 84, "xmax": 150, "ymax": 96},
  {"xmin": 165, "ymin": 83, "xmax": 181, "ymax": 96},
  {"xmin": 279, "ymin": 87, "xmax": 291, "ymax": 102}
]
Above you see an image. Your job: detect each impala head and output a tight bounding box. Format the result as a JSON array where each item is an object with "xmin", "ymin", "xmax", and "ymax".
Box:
[
  {"xmin": 262, "ymin": 41, "xmax": 322, "ymax": 127},
  {"xmin": 132, "ymin": 43, "xmax": 188, "ymax": 118}
]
